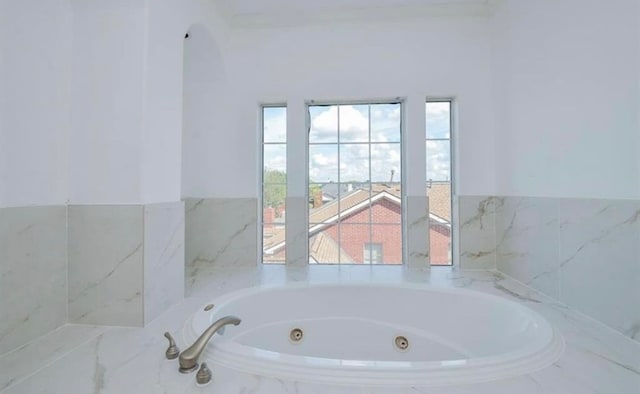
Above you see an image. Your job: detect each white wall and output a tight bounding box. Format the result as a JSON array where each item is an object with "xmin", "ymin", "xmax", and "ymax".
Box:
[
  {"xmin": 0, "ymin": 0, "xmax": 227, "ymax": 206},
  {"xmin": 199, "ymin": 15, "xmax": 497, "ymax": 198},
  {"xmin": 0, "ymin": 8, "xmax": 4, "ymax": 207},
  {"xmin": 492, "ymin": 0, "xmax": 640, "ymax": 199},
  {"xmin": 181, "ymin": 24, "xmax": 231, "ymax": 199},
  {"xmin": 68, "ymin": 0, "xmax": 226, "ymax": 204},
  {"xmin": 4, "ymin": 0, "xmax": 637, "ymax": 205},
  {"xmin": 142, "ymin": 0, "xmax": 228, "ymax": 203},
  {"xmin": 0, "ymin": 0, "xmax": 72, "ymax": 207},
  {"xmin": 68, "ymin": 0, "xmax": 146, "ymax": 204}
]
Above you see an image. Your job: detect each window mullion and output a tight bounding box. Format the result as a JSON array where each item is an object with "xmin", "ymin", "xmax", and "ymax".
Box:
[{"xmin": 368, "ymin": 104, "xmax": 373, "ymax": 265}]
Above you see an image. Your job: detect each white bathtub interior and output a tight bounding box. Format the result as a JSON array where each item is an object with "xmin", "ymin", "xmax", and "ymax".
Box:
[{"xmin": 184, "ymin": 283, "xmax": 564, "ymax": 386}]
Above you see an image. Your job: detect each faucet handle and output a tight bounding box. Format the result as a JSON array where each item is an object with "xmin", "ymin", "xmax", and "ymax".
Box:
[
  {"xmin": 164, "ymin": 332, "xmax": 180, "ymax": 360},
  {"xmin": 196, "ymin": 362, "xmax": 212, "ymax": 385}
]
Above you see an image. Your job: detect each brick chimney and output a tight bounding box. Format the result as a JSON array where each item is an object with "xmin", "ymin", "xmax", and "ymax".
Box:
[
  {"xmin": 263, "ymin": 207, "xmax": 275, "ymax": 228},
  {"xmin": 313, "ymin": 189, "xmax": 323, "ymax": 208}
]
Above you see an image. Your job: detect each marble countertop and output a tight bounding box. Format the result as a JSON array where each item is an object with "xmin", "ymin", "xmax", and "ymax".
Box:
[{"xmin": 1, "ymin": 266, "xmax": 639, "ymax": 394}]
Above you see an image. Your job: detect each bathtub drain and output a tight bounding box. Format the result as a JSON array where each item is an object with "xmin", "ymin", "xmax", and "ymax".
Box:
[
  {"xmin": 394, "ymin": 336, "xmax": 409, "ymax": 351},
  {"xmin": 289, "ymin": 328, "xmax": 304, "ymax": 343}
]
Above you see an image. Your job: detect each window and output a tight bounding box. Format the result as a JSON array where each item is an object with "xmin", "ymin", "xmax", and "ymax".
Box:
[
  {"xmin": 363, "ymin": 243, "xmax": 383, "ymax": 264},
  {"xmin": 308, "ymin": 103, "xmax": 403, "ymax": 265},
  {"xmin": 261, "ymin": 106, "xmax": 287, "ymax": 264},
  {"xmin": 426, "ymin": 101, "xmax": 453, "ymax": 266}
]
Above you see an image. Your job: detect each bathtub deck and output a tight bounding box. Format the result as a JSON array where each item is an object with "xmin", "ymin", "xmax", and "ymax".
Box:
[{"xmin": 1, "ymin": 266, "xmax": 638, "ymax": 393}]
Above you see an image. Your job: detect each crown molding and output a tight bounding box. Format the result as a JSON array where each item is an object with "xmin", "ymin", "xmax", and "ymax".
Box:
[{"xmin": 216, "ymin": 1, "xmax": 492, "ymax": 29}]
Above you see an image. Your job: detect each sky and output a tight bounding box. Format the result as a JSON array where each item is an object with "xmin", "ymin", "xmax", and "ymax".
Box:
[{"xmin": 263, "ymin": 102, "xmax": 451, "ymax": 184}]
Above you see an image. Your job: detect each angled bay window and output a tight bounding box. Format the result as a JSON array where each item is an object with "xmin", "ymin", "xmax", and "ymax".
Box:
[
  {"xmin": 308, "ymin": 103, "xmax": 403, "ymax": 265},
  {"xmin": 261, "ymin": 106, "xmax": 287, "ymax": 264}
]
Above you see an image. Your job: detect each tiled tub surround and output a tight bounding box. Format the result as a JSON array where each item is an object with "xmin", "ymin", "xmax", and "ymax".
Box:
[
  {"xmin": 1, "ymin": 266, "xmax": 638, "ymax": 393},
  {"xmin": 0, "ymin": 206, "xmax": 67, "ymax": 354},
  {"xmin": 0, "ymin": 202, "xmax": 185, "ymax": 355},
  {"xmin": 405, "ymin": 195, "xmax": 430, "ymax": 268},
  {"xmin": 68, "ymin": 205, "xmax": 145, "ymax": 326},
  {"xmin": 184, "ymin": 198, "xmax": 258, "ymax": 295},
  {"xmin": 284, "ymin": 197, "xmax": 309, "ymax": 267},
  {"xmin": 2, "ymin": 195, "xmax": 637, "ymax": 358},
  {"xmin": 143, "ymin": 202, "xmax": 185, "ymax": 323},
  {"xmin": 495, "ymin": 197, "xmax": 640, "ymax": 342},
  {"xmin": 183, "ymin": 195, "xmax": 430, "ymax": 271},
  {"xmin": 495, "ymin": 198, "xmax": 559, "ymax": 298},
  {"xmin": 458, "ymin": 195, "xmax": 502, "ymax": 270},
  {"xmin": 182, "ymin": 194, "xmax": 640, "ymax": 343},
  {"xmin": 68, "ymin": 203, "xmax": 185, "ymax": 326}
]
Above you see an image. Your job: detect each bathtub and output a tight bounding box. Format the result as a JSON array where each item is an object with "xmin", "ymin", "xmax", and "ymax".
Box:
[{"xmin": 183, "ymin": 284, "xmax": 564, "ymax": 387}]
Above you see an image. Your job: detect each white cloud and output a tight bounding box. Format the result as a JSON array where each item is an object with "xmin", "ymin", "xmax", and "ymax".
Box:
[
  {"xmin": 426, "ymin": 140, "xmax": 450, "ymax": 181},
  {"xmin": 426, "ymin": 102, "xmax": 450, "ymax": 115},
  {"xmin": 371, "ymin": 143, "xmax": 401, "ymax": 182},
  {"xmin": 371, "ymin": 104, "xmax": 400, "ymax": 123},
  {"xmin": 265, "ymin": 155, "xmax": 286, "ymax": 172},
  {"xmin": 340, "ymin": 144, "xmax": 370, "ymax": 182},
  {"xmin": 311, "ymin": 105, "xmax": 369, "ymax": 142},
  {"xmin": 426, "ymin": 102, "xmax": 451, "ymax": 139},
  {"xmin": 308, "ymin": 104, "xmax": 403, "ymax": 183},
  {"xmin": 264, "ymin": 147, "xmax": 286, "ymax": 172},
  {"xmin": 313, "ymin": 105, "xmax": 367, "ymax": 132},
  {"xmin": 309, "ymin": 147, "xmax": 339, "ymax": 182},
  {"xmin": 265, "ymin": 102, "xmax": 450, "ymax": 184},
  {"xmin": 311, "ymin": 153, "xmax": 334, "ymax": 166},
  {"xmin": 371, "ymin": 104, "xmax": 401, "ymax": 142},
  {"xmin": 263, "ymin": 107, "xmax": 287, "ymax": 142}
]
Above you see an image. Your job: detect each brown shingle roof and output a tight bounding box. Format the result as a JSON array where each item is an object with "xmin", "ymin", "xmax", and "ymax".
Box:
[
  {"xmin": 263, "ymin": 187, "xmax": 396, "ymax": 252},
  {"xmin": 264, "ymin": 184, "xmax": 451, "ymax": 255},
  {"xmin": 427, "ymin": 182, "xmax": 450, "ymax": 222},
  {"xmin": 309, "ymin": 232, "xmax": 354, "ymax": 264},
  {"xmin": 309, "ymin": 189, "xmax": 371, "ymax": 224}
]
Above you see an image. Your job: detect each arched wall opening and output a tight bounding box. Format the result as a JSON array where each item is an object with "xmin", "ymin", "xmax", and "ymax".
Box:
[
  {"xmin": 181, "ymin": 23, "xmax": 228, "ymax": 199},
  {"xmin": 181, "ymin": 23, "xmax": 259, "ymax": 296}
]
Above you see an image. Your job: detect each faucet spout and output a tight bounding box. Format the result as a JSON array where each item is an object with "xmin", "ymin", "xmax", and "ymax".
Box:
[{"xmin": 178, "ymin": 315, "xmax": 241, "ymax": 373}]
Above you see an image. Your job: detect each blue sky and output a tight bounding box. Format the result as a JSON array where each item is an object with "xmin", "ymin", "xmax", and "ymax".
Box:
[{"xmin": 263, "ymin": 102, "xmax": 451, "ymax": 183}]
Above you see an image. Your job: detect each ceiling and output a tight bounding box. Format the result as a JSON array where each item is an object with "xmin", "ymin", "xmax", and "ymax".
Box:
[{"xmin": 213, "ymin": 0, "xmax": 491, "ymax": 25}]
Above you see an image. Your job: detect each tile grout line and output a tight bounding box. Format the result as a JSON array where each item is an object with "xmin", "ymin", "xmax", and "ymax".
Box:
[
  {"xmin": 495, "ymin": 269, "xmax": 640, "ymax": 346},
  {"xmin": 0, "ymin": 326, "xmax": 108, "ymax": 393}
]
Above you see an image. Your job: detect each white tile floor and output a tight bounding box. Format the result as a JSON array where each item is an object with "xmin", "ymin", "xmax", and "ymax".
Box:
[{"xmin": 1, "ymin": 265, "xmax": 639, "ymax": 393}]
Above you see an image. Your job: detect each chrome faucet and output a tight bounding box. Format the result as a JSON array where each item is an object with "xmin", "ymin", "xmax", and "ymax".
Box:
[{"xmin": 178, "ymin": 315, "xmax": 241, "ymax": 373}]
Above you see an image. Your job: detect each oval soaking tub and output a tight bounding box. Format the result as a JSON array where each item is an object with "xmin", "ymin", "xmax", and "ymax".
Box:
[{"xmin": 183, "ymin": 284, "xmax": 564, "ymax": 387}]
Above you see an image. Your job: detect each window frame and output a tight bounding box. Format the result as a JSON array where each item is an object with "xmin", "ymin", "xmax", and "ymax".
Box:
[
  {"xmin": 260, "ymin": 103, "xmax": 288, "ymax": 264},
  {"xmin": 425, "ymin": 98, "xmax": 455, "ymax": 267},
  {"xmin": 305, "ymin": 99, "xmax": 405, "ymax": 265},
  {"xmin": 363, "ymin": 242, "xmax": 384, "ymax": 264}
]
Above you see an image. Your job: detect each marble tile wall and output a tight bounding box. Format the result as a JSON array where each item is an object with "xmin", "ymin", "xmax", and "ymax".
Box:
[
  {"xmin": 406, "ymin": 196, "xmax": 429, "ymax": 268},
  {"xmin": 558, "ymin": 199, "xmax": 640, "ymax": 342},
  {"xmin": 495, "ymin": 196, "xmax": 640, "ymax": 343},
  {"xmin": 495, "ymin": 197, "xmax": 560, "ymax": 298},
  {"xmin": 180, "ymin": 195, "xmax": 508, "ymax": 273},
  {"xmin": 68, "ymin": 205, "xmax": 145, "ymax": 326},
  {"xmin": 184, "ymin": 198, "xmax": 258, "ymax": 295},
  {"xmin": 3, "ymin": 195, "xmax": 637, "ymax": 353},
  {"xmin": 68, "ymin": 203, "xmax": 186, "ymax": 327},
  {"xmin": 180, "ymin": 196, "xmax": 490, "ymax": 272},
  {"xmin": 0, "ymin": 206, "xmax": 68, "ymax": 354},
  {"xmin": 143, "ymin": 202, "xmax": 185, "ymax": 324},
  {"xmin": 285, "ymin": 197, "xmax": 308, "ymax": 267},
  {"xmin": 458, "ymin": 196, "xmax": 502, "ymax": 270}
]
